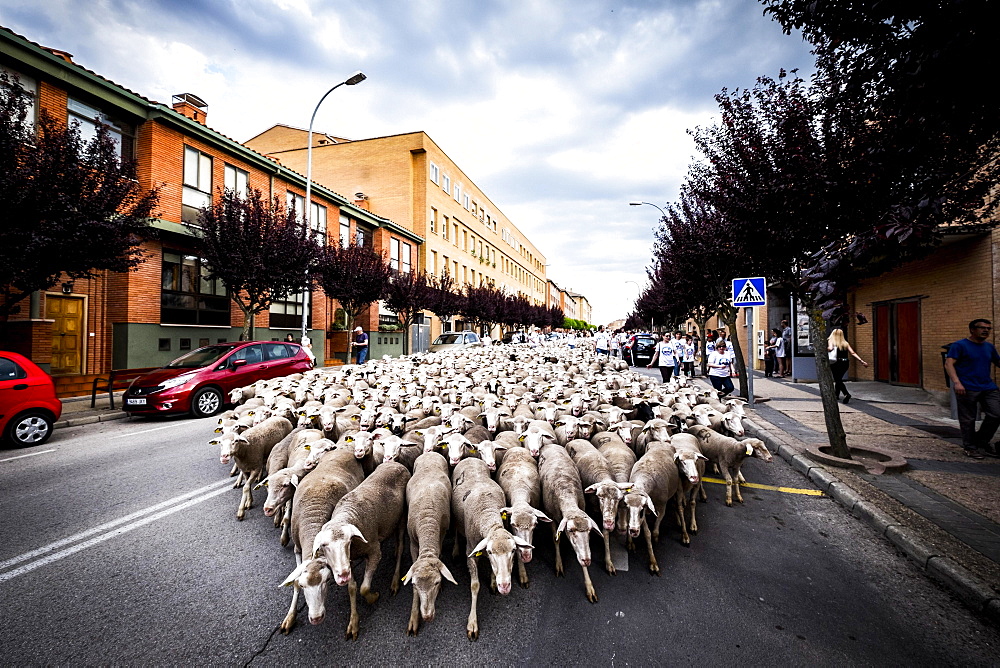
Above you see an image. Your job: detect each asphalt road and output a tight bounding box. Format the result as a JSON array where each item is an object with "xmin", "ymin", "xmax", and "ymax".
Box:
[{"xmin": 1, "ymin": 414, "xmax": 998, "ymax": 666}]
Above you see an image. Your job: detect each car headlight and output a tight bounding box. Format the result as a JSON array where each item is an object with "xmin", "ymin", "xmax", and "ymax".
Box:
[{"xmin": 159, "ymin": 376, "xmax": 191, "ymax": 391}]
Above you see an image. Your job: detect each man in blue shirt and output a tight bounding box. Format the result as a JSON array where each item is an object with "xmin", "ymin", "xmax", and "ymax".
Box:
[{"xmin": 945, "ymin": 318, "xmax": 1000, "ymax": 458}]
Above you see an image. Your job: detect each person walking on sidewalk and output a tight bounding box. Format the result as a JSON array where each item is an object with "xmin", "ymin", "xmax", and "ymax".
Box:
[
  {"xmin": 647, "ymin": 332, "xmax": 676, "ymax": 383},
  {"xmin": 827, "ymin": 328, "xmax": 868, "ymax": 404},
  {"xmin": 350, "ymin": 326, "xmax": 369, "ymax": 365},
  {"xmin": 945, "ymin": 318, "xmax": 1000, "ymax": 459},
  {"xmin": 780, "ymin": 319, "xmax": 793, "ymax": 377},
  {"xmin": 707, "ymin": 340, "xmax": 735, "ymax": 398},
  {"xmin": 764, "ymin": 327, "xmax": 782, "ymax": 378}
]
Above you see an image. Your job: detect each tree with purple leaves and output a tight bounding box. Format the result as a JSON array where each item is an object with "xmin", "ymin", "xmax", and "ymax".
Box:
[
  {"xmin": 426, "ymin": 271, "xmax": 465, "ymax": 331},
  {"xmin": 383, "ymin": 269, "xmax": 433, "ymax": 354},
  {"xmin": 0, "ymin": 71, "xmax": 159, "ymax": 341},
  {"xmin": 314, "ymin": 240, "xmax": 392, "ymax": 337},
  {"xmin": 190, "ymin": 188, "xmax": 323, "ymax": 342}
]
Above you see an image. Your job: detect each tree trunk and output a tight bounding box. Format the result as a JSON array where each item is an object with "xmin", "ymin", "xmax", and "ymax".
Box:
[
  {"xmin": 697, "ymin": 315, "xmax": 708, "ymax": 376},
  {"xmin": 240, "ymin": 307, "xmax": 255, "ymax": 342},
  {"xmin": 809, "ymin": 307, "xmax": 852, "ymax": 459},
  {"xmin": 720, "ymin": 308, "xmax": 749, "ymax": 399}
]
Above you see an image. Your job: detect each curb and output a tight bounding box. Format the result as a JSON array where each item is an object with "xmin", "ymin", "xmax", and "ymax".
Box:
[
  {"xmin": 54, "ymin": 412, "xmax": 128, "ymax": 429},
  {"xmin": 743, "ymin": 414, "xmax": 1000, "ymax": 628}
]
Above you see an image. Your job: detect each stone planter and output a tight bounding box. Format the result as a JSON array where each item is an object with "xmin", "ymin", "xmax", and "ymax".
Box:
[{"xmin": 803, "ymin": 443, "xmax": 908, "ymax": 475}]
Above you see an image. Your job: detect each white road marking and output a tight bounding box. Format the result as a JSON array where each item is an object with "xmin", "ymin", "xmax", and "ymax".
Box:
[
  {"xmin": 0, "ymin": 449, "xmax": 56, "ymax": 463},
  {"xmin": 109, "ymin": 423, "xmax": 188, "ymax": 438},
  {"xmin": 0, "ymin": 478, "xmax": 232, "ymax": 582}
]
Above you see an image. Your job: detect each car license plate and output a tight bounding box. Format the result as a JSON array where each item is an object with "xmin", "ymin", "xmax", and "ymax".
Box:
[{"xmin": 126, "ymin": 398, "xmax": 147, "ymax": 406}]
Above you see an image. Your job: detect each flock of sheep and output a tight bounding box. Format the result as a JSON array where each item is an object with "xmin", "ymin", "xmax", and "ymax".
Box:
[{"xmin": 209, "ymin": 342, "xmax": 773, "ymax": 640}]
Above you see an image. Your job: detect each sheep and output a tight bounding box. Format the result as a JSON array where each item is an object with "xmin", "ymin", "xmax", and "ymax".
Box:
[
  {"xmin": 537, "ymin": 443, "xmax": 602, "ymax": 602},
  {"xmin": 565, "ymin": 439, "xmax": 630, "ymax": 575},
  {"xmin": 402, "ymin": 452, "xmax": 457, "ymax": 635},
  {"xmin": 380, "ymin": 434, "xmax": 423, "ymax": 472},
  {"xmin": 686, "ymin": 425, "xmax": 772, "ymax": 506},
  {"xmin": 670, "ymin": 432, "xmax": 708, "ymax": 543},
  {"xmin": 553, "ymin": 415, "xmax": 585, "ymax": 445},
  {"xmin": 520, "ymin": 420, "xmax": 557, "ymax": 457},
  {"xmin": 218, "ymin": 416, "xmax": 293, "ymax": 520},
  {"xmin": 278, "ymin": 448, "xmax": 365, "ymax": 634},
  {"xmin": 451, "ymin": 457, "xmax": 531, "ymax": 640},
  {"xmin": 312, "ymin": 461, "xmax": 411, "ymax": 640},
  {"xmin": 495, "ymin": 445, "xmax": 551, "ymax": 588},
  {"xmin": 633, "ymin": 418, "xmax": 674, "ymax": 457},
  {"xmin": 624, "ymin": 442, "xmax": 680, "ymax": 575}
]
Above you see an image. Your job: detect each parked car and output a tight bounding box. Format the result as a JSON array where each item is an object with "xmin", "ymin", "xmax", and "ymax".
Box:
[
  {"xmin": 428, "ymin": 331, "xmax": 483, "ymax": 353},
  {"xmin": 0, "ymin": 351, "xmax": 63, "ymax": 447},
  {"xmin": 623, "ymin": 334, "xmax": 657, "ymax": 366},
  {"xmin": 122, "ymin": 341, "xmax": 313, "ymax": 418}
]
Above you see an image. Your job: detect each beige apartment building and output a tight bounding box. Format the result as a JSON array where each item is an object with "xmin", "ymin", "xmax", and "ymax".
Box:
[{"xmin": 246, "ymin": 127, "xmax": 548, "ymax": 338}]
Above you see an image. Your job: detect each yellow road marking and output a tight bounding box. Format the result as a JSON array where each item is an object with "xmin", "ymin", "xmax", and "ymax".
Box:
[{"xmin": 701, "ymin": 477, "xmax": 825, "ymax": 496}]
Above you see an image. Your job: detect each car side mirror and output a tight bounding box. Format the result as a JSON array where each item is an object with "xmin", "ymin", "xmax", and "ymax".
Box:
[{"xmin": 231, "ymin": 359, "xmax": 247, "ymax": 368}]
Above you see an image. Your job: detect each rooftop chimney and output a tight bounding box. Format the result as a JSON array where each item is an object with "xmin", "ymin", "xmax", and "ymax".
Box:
[{"xmin": 171, "ymin": 93, "xmax": 208, "ymax": 124}]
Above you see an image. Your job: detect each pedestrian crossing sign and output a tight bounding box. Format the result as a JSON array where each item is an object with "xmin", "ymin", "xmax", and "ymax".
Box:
[{"xmin": 732, "ymin": 277, "xmax": 766, "ymax": 307}]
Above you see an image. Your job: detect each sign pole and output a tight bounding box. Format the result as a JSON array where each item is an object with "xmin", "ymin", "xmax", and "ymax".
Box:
[{"xmin": 746, "ymin": 306, "xmax": 754, "ymax": 406}]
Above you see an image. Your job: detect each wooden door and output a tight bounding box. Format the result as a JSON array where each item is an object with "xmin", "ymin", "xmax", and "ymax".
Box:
[
  {"xmin": 47, "ymin": 296, "xmax": 84, "ymax": 375},
  {"xmin": 895, "ymin": 301, "xmax": 921, "ymax": 385}
]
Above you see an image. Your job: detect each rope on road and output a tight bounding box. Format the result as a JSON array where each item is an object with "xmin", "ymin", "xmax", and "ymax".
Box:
[{"xmin": 701, "ymin": 477, "xmax": 825, "ymax": 496}]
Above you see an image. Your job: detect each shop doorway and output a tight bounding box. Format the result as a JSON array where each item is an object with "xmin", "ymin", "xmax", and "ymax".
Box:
[{"xmin": 47, "ymin": 295, "xmax": 85, "ymax": 375}]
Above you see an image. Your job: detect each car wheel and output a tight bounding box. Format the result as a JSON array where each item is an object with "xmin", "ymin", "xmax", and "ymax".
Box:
[
  {"xmin": 5, "ymin": 411, "xmax": 54, "ymax": 447},
  {"xmin": 191, "ymin": 387, "xmax": 223, "ymax": 418}
]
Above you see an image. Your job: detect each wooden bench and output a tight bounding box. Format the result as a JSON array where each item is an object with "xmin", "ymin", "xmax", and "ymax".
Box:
[{"xmin": 91, "ymin": 367, "xmax": 159, "ymax": 409}]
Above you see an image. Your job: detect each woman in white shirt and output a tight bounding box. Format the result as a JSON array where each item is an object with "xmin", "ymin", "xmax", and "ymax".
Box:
[
  {"xmin": 707, "ymin": 340, "xmax": 735, "ymax": 397},
  {"xmin": 647, "ymin": 332, "xmax": 676, "ymax": 383}
]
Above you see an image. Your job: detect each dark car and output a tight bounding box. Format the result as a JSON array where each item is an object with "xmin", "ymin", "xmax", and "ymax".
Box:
[
  {"xmin": 122, "ymin": 341, "xmax": 312, "ymax": 418},
  {"xmin": 0, "ymin": 351, "xmax": 63, "ymax": 447},
  {"xmin": 623, "ymin": 334, "xmax": 657, "ymax": 366}
]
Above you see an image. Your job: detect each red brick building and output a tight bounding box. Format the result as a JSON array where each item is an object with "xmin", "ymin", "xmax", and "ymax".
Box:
[{"xmin": 1, "ymin": 26, "xmax": 421, "ymax": 395}]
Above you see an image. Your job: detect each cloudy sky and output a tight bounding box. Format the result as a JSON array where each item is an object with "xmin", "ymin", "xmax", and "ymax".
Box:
[{"xmin": 1, "ymin": 0, "xmax": 814, "ymax": 325}]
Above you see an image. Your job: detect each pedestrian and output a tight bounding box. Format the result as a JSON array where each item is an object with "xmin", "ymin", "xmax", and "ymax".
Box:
[
  {"xmin": 707, "ymin": 340, "xmax": 735, "ymax": 398},
  {"xmin": 594, "ymin": 327, "xmax": 610, "ymax": 357},
  {"xmin": 944, "ymin": 318, "xmax": 1000, "ymax": 459},
  {"xmin": 350, "ymin": 326, "xmax": 369, "ymax": 365},
  {"xmin": 300, "ymin": 334, "xmax": 315, "ymax": 366},
  {"xmin": 780, "ymin": 319, "xmax": 793, "ymax": 377},
  {"xmin": 826, "ymin": 328, "xmax": 868, "ymax": 404},
  {"xmin": 482, "ymin": 332, "xmax": 492, "ymax": 346},
  {"xmin": 764, "ymin": 328, "xmax": 781, "ymax": 378},
  {"xmin": 284, "ymin": 333, "xmax": 295, "ymax": 343},
  {"xmin": 647, "ymin": 332, "xmax": 676, "ymax": 383},
  {"xmin": 682, "ymin": 334, "xmax": 696, "ymax": 377},
  {"xmin": 672, "ymin": 332, "xmax": 685, "ymax": 379}
]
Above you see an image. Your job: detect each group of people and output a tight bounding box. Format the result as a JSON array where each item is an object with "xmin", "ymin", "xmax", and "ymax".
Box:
[
  {"xmin": 283, "ymin": 326, "xmax": 369, "ymax": 366},
  {"xmin": 647, "ymin": 331, "xmax": 714, "ymax": 385},
  {"xmin": 763, "ymin": 319, "xmax": 794, "ymax": 378}
]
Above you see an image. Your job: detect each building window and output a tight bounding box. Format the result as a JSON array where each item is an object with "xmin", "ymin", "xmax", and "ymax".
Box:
[
  {"xmin": 442, "ymin": 215, "xmax": 449, "ymax": 240},
  {"xmin": 453, "ymin": 224, "xmax": 459, "ymax": 245},
  {"xmin": 429, "ymin": 162, "xmax": 439, "ymax": 184},
  {"xmin": 224, "ymin": 164, "xmax": 249, "ymax": 198},
  {"xmin": 429, "ymin": 207, "xmax": 437, "ymax": 234},
  {"xmin": 442, "ymin": 174, "xmax": 451, "ymax": 194},
  {"xmin": 340, "ymin": 214, "xmax": 351, "ymax": 246},
  {"xmin": 310, "ymin": 202, "xmax": 327, "ymax": 243},
  {"xmin": 68, "ymin": 97, "xmax": 134, "ymax": 160},
  {"xmin": 270, "ymin": 289, "xmax": 311, "ymax": 329},
  {"xmin": 390, "ymin": 239, "xmax": 413, "ymax": 273},
  {"xmin": 355, "ymin": 227, "xmax": 366, "ymax": 248},
  {"xmin": 431, "ymin": 251, "xmax": 438, "ymax": 275},
  {"xmin": 286, "ymin": 191, "xmax": 305, "ymax": 219},
  {"xmin": 182, "ymin": 147, "xmax": 212, "ymax": 224},
  {"xmin": 454, "ymin": 184, "xmax": 461, "ymax": 203},
  {"xmin": 463, "ymin": 193, "xmax": 471, "ymax": 210},
  {"xmin": 2, "ymin": 67, "xmax": 37, "ymax": 128},
  {"xmin": 161, "ymin": 251, "xmax": 229, "ymax": 326}
]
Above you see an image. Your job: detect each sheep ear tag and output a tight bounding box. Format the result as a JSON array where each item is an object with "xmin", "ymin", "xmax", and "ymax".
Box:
[{"xmin": 746, "ymin": 443, "xmax": 754, "ymax": 456}]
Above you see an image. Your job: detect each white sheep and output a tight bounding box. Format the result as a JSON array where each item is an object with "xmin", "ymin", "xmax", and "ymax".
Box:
[
  {"xmin": 686, "ymin": 425, "xmax": 772, "ymax": 506},
  {"xmin": 538, "ymin": 443, "xmax": 602, "ymax": 603},
  {"xmin": 496, "ymin": 445, "xmax": 551, "ymax": 588},
  {"xmin": 312, "ymin": 461, "xmax": 410, "ymax": 640},
  {"xmin": 402, "ymin": 452, "xmax": 457, "ymax": 635},
  {"xmin": 217, "ymin": 416, "xmax": 293, "ymax": 520}
]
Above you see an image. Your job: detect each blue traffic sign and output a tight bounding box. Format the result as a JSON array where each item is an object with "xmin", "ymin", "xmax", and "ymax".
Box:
[{"xmin": 732, "ymin": 277, "xmax": 766, "ymax": 307}]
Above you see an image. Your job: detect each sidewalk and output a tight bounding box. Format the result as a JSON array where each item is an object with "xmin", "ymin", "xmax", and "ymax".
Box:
[
  {"xmin": 736, "ymin": 372, "xmax": 1000, "ymax": 625},
  {"xmin": 54, "ymin": 393, "xmax": 130, "ymax": 429}
]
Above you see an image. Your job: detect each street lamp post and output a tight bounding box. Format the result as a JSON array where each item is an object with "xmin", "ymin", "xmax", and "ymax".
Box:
[
  {"xmin": 628, "ymin": 201, "xmax": 667, "ymax": 220},
  {"xmin": 300, "ymin": 71, "xmax": 367, "ymax": 343}
]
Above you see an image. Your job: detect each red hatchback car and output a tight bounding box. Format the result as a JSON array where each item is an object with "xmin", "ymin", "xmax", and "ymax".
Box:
[
  {"xmin": 122, "ymin": 341, "xmax": 313, "ymax": 418},
  {"xmin": 0, "ymin": 351, "xmax": 63, "ymax": 447}
]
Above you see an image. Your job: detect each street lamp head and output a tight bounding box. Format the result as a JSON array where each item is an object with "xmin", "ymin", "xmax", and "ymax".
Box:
[
  {"xmin": 345, "ymin": 71, "xmax": 367, "ymax": 86},
  {"xmin": 628, "ymin": 201, "xmax": 642, "ymax": 206}
]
